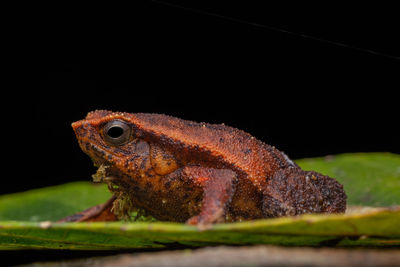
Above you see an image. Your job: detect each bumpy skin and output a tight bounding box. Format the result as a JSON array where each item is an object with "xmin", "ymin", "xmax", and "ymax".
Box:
[{"xmin": 67, "ymin": 110, "xmax": 346, "ymax": 225}]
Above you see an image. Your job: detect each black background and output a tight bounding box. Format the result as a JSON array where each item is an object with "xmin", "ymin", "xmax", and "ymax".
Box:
[{"xmin": 9, "ymin": 1, "xmax": 399, "ymax": 196}]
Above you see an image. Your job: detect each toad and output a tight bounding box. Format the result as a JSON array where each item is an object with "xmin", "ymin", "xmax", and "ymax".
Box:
[{"xmin": 62, "ymin": 110, "xmax": 346, "ymax": 225}]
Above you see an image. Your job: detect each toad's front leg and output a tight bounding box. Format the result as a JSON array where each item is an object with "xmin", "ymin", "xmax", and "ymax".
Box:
[{"xmin": 166, "ymin": 166, "xmax": 238, "ymax": 226}]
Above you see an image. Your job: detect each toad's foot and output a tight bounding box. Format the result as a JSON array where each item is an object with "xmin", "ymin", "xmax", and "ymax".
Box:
[{"xmin": 58, "ymin": 195, "xmax": 118, "ymax": 222}]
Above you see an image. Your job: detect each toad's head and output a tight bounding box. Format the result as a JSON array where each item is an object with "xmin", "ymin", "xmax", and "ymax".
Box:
[{"xmin": 72, "ymin": 110, "xmax": 139, "ymax": 168}]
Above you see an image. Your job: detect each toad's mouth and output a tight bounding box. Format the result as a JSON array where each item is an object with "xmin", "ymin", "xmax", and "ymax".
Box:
[
  {"xmin": 82, "ymin": 141, "xmax": 117, "ymax": 165},
  {"xmin": 79, "ymin": 139, "xmax": 122, "ymax": 172}
]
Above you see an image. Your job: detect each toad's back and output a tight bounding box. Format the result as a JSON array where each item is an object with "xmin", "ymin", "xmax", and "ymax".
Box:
[{"xmin": 126, "ymin": 113, "xmax": 295, "ymax": 189}]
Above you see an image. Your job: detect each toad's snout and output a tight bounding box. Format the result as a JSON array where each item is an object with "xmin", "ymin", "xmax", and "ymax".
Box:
[
  {"xmin": 71, "ymin": 120, "xmax": 94, "ymax": 140},
  {"xmin": 71, "ymin": 120, "xmax": 85, "ymax": 131}
]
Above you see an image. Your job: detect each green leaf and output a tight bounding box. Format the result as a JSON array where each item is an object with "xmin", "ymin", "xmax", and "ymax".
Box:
[
  {"xmin": 0, "ymin": 182, "xmax": 112, "ymax": 222},
  {"xmin": 0, "ymin": 153, "xmax": 399, "ymax": 249},
  {"xmin": 296, "ymin": 152, "xmax": 400, "ymax": 206}
]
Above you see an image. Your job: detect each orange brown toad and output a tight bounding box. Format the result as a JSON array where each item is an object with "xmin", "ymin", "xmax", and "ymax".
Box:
[{"xmin": 62, "ymin": 110, "xmax": 346, "ymax": 225}]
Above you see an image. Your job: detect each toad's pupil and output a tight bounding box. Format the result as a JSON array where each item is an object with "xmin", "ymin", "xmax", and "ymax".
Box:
[{"xmin": 107, "ymin": 126, "xmax": 124, "ymax": 138}]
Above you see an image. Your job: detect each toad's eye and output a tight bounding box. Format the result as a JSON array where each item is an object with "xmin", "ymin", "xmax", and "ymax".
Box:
[{"xmin": 103, "ymin": 120, "xmax": 132, "ymax": 146}]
